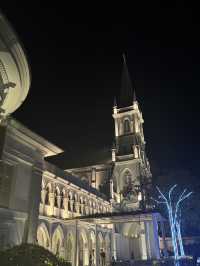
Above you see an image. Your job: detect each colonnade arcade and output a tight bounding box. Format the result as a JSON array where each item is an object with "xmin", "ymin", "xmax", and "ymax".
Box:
[
  {"xmin": 40, "ymin": 178, "xmax": 111, "ymax": 220},
  {"xmin": 36, "ymin": 222, "xmax": 111, "ymax": 266}
]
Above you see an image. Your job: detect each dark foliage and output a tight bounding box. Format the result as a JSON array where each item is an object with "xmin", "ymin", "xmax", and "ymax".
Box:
[{"xmin": 0, "ymin": 243, "xmax": 71, "ymax": 266}]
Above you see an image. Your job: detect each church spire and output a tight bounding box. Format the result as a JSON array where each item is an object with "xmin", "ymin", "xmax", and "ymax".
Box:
[{"xmin": 120, "ymin": 53, "xmax": 134, "ymax": 107}]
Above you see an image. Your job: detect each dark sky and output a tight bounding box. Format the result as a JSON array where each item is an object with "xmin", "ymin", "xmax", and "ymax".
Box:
[{"xmin": 1, "ymin": 5, "xmax": 200, "ymax": 184}]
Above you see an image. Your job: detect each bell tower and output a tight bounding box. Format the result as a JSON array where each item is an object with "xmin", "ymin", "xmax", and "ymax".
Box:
[{"xmin": 112, "ymin": 55, "xmax": 152, "ymax": 211}]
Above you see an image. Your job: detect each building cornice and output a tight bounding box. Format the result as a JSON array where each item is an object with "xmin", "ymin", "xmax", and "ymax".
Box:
[{"xmin": 6, "ymin": 118, "xmax": 63, "ymax": 157}]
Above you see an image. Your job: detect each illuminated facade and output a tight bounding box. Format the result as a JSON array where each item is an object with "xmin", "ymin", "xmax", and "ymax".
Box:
[{"xmin": 0, "ymin": 12, "xmax": 168, "ymax": 266}]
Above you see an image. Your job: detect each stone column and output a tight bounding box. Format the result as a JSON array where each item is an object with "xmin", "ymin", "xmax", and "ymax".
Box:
[
  {"xmin": 139, "ymin": 221, "xmax": 148, "ymax": 260},
  {"xmin": 75, "ymin": 201, "xmax": 80, "ymax": 214},
  {"xmin": 63, "ymin": 197, "xmax": 69, "ymax": 212},
  {"xmin": 74, "ymin": 220, "xmax": 78, "ymax": 266},
  {"xmin": 147, "ymin": 214, "xmax": 160, "ymax": 259},
  {"xmin": 49, "ymin": 192, "xmax": 55, "ymax": 216},
  {"xmin": 114, "ymin": 119, "xmax": 119, "ymax": 137},
  {"xmin": 152, "ymin": 215, "xmax": 161, "ymax": 259},
  {"xmin": 70, "ymin": 199, "xmax": 74, "ymax": 213},
  {"xmin": 81, "ymin": 203, "xmax": 85, "ymax": 215},
  {"xmin": 144, "ymin": 221, "xmax": 151, "ymax": 259},
  {"xmin": 56, "ymin": 195, "xmax": 62, "ymax": 217},
  {"xmin": 85, "ymin": 205, "xmax": 89, "ymax": 215},
  {"xmin": 95, "ymin": 224, "xmax": 98, "ymax": 266},
  {"xmin": 41, "ymin": 188, "xmax": 47, "ymax": 215},
  {"xmin": 26, "ymin": 167, "xmax": 43, "ymax": 243},
  {"xmin": 111, "ymin": 225, "xmax": 117, "ymax": 260},
  {"xmin": 160, "ymin": 221, "xmax": 168, "ymax": 257},
  {"xmin": 110, "ymin": 179, "xmax": 114, "ymax": 199}
]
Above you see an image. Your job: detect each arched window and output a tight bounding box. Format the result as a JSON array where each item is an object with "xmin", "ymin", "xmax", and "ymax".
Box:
[
  {"xmin": 37, "ymin": 224, "xmax": 50, "ymax": 249},
  {"xmin": 124, "ymin": 119, "xmax": 130, "ymax": 134}
]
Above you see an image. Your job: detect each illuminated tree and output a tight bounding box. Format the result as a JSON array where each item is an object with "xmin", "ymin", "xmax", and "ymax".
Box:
[{"xmin": 153, "ymin": 185, "xmax": 192, "ymax": 262}]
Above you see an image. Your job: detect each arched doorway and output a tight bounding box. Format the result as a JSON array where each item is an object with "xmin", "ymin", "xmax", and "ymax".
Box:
[
  {"xmin": 128, "ymin": 223, "xmax": 142, "ymax": 260},
  {"xmin": 122, "ymin": 222, "xmax": 141, "ymax": 260},
  {"xmin": 37, "ymin": 223, "xmax": 50, "ymax": 249},
  {"xmin": 79, "ymin": 230, "xmax": 89, "ymax": 266},
  {"xmin": 52, "ymin": 226, "xmax": 64, "ymax": 257}
]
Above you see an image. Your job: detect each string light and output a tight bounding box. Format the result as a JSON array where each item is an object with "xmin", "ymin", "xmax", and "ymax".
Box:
[{"xmin": 152, "ymin": 185, "xmax": 192, "ymax": 265}]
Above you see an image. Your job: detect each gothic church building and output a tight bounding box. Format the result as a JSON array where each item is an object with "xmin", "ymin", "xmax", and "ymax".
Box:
[{"xmin": 0, "ymin": 11, "xmax": 167, "ymax": 266}]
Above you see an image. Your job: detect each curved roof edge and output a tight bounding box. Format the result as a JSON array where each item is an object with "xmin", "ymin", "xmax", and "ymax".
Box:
[{"xmin": 0, "ymin": 10, "xmax": 31, "ymax": 117}]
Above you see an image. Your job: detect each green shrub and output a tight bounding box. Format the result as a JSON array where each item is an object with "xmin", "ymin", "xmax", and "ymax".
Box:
[{"xmin": 0, "ymin": 243, "xmax": 71, "ymax": 266}]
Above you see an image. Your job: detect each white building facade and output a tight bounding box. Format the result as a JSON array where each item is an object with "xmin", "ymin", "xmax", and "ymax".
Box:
[{"xmin": 0, "ymin": 11, "xmax": 168, "ymax": 266}]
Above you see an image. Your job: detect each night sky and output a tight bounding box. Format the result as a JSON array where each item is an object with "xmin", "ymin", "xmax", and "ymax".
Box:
[{"xmin": 1, "ymin": 5, "xmax": 200, "ymax": 188}]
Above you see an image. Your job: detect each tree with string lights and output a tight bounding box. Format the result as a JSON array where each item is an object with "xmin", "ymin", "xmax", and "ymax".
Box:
[{"xmin": 153, "ymin": 185, "xmax": 192, "ymax": 264}]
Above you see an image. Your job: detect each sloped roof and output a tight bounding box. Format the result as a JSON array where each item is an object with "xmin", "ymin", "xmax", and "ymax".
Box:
[
  {"xmin": 46, "ymin": 147, "xmax": 112, "ymax": 170},
  {"xmin": 45, "ymin": 161, "xmax": 109, "ymax": 201},
  {"xmin": 119, "ymin": 54, "xmax": 134, "ymax": 107}
]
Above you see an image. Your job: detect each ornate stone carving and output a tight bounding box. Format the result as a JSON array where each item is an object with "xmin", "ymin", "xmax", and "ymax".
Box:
[
  {"xmin": 56, "ymin": 195, "xmax": 62, "ymax": 209},
  {"xmin": 63, "ymin": 197, "xmax": 69, "ymax": 211}
]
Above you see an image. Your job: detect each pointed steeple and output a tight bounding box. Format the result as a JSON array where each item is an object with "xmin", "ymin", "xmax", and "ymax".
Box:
[{"xmin": 120, "ymin": 53, "xmax": 134, "ymax": 107}]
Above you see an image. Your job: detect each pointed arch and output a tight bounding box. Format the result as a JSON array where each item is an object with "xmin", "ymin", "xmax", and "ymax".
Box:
[
  {"xmin": 120, "ymin": 168, "xmax": 133, "ymax": 190},
  {"xmin": 52, "ymin": 225, "xmax": 64, "ymax": 256},
  {"xmin": 37, "ymin": 223, "xmax": 50, "ymax": 249},
  {"xmin": 79, "ymin": 228, "xmax": 89, "ymax": 266}
]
